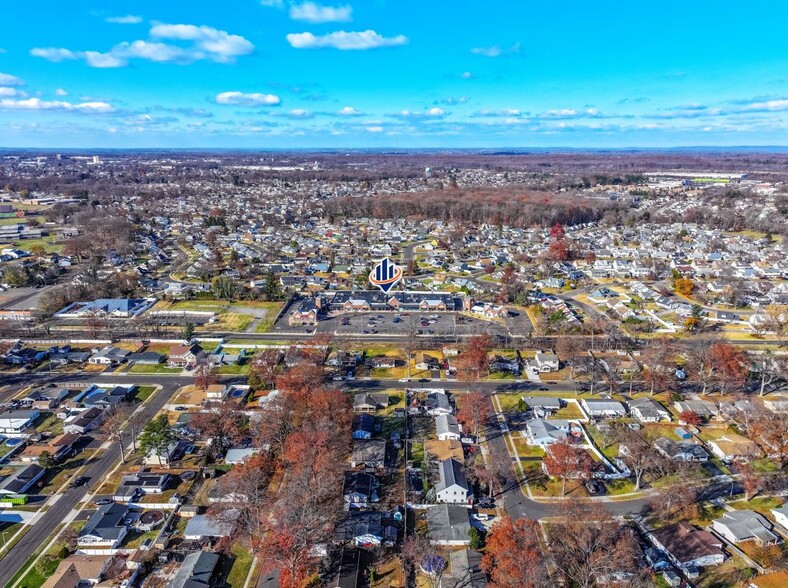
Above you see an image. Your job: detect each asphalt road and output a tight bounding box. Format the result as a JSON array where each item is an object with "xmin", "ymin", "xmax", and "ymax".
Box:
[{"xmin": 0, "ymin": 376, "xmax": 184, "ymax": 588}]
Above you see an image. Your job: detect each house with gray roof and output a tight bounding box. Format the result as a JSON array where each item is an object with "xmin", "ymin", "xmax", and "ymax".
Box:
[
  {"xmin": 0, "ymin": 464, "xmax": 46, "ymax": 496},
  {"xmin": 653, "ymin": 438, "xmax": 708, "ymax": 462},
  {"xmin": 435, "ymin": 458, "xmax": 472, "ymax": 504},
  {"xmin": 629, "ymin": 398, "xmax": 671, "ymax": 423},
  {"xmin": 525, "ymin": 419, "xmax": 571, "ymax": 447},
  {"xmin": 78, "ymin": 502, "xmax": 132, "ymax": 549},
  {"xmin": 712, "ymin": 511, "xmax": 782, "ymax": 546},
  {"xmin": 650, "ymin": 523, "xmax": 726, "ymax": 569},
  {"xmin": 520, "ymin": 396, "xmax": 562, "ymax": 417},
  {"xmin": 183, "ymin": 513, "xmax": 236, "ymax": 541},
  {"xmin": 171, "ymin": 551, "xmax": 220, "ymax": 588},
  {"xmin": 436, "ymin": 414, "xmax": 462, "ymax": 441},
  {"xmin": 350, "ymin": 439, "xmax": 387, "ymax": 468},
  {"xmin": 581, "ymin": 399, "xmax": 627, "ymax": 419},
  {"xmin": 427, "ymin": 504, "xmax": 471, "ymax": 546}
]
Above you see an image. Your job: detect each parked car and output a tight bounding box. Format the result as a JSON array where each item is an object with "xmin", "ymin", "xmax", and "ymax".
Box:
[
  {"xmin": 472, "ymin": 513, "xmax": 494, "ymax": 521},
  {"xmin": 585, "ymin": 480, "xmax": 606, "ymax": 496}
]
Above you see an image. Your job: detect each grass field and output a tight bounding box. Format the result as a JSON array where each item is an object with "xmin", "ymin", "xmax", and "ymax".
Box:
[
  {"xmin": 132, "ymin": 386, "xmax": 157, "ymax": 403},
  {"xmin": 128, "ymin": 363, "xmax": 181, "ymax": 374},
  {"xmin": 227, "ymin": 543, "xmax": 255, "ymax": 588}
]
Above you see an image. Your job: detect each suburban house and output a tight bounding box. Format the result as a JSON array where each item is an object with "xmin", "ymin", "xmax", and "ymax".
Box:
[
  {"xmin": 41, "ymin": 555, "xmax": 110, "ymax": 588},
  {"xmin": 424, "ymin": 391, "xmax": 453, "ymax": 416},
  {"xmin": 335, "ymin": 512, "xmax": 389, "ymax": 548},
  {"xmin": 712, "ymin": 511, "xmax": 782, "ymax": 546},
  {"xmin": 167, "ymin": 343, "xmax": 204, "ymax": 369},
  {"xmin": 654, "ymin": 438, "xmax": 709, "ymax": 462},
  {"xmin": 353, "ymin": 393, "xmax": 390, "ymax": 412},
  {"xmin": 629, "ymin": 398, "xmax": 671, "ymax": 423},
  {"xmin": 526, "ymin": 419, "xmax": 571, "ymax": 447},
  {"xmin": 0, "ymin": 409, "xmax": 40, "ymax": 436},
  {"xmin": 76, "ymin": 385, "xmax": 132, "ymax": 408},
  {"xmin": 352, "ymin": 413, "xmax": 377, "ymax": 440},
  {"xmin": 113, "ymin": 472, "xmax": 172, "ymax": 502},
  {"xmin": 650, "ymin": 523, "xmax": 726, "ymax": 568},
  {"xmin": 772, "ymin": 506, "xmax": 788, "ymax": 531},
  {"xmin": 205, "ymin": 384, "xmax": 228, "ymax": 401},
  {"xmin": 427, "ymin": 504, "xmax": 472, "ymax": 546},
  {"xmin": 343, "ymin": 471, "xmax": 380, "ymax": 510},
  {"xmin": 415, "ymin": 353, "xmax": 441, "ymax": 372},
  {"xmin": 224, "ymin": 447, "xmax": 258, "ymax": 464},
  {"xmin": 520, "ymin": 396, "xmax": 562, "ymax": 417},
  {"xmin": 489, "ymin": 355, "xmax": 519, "ymax": 374},
  {"xmin": 674, "ymin": 400, "xmax": 718, "ymax": 420},
  {"xmin": 707, "ymin": 433, "xmax": 761, "ymax": 463},
  {"xmin": 436, "ymin": 414, "xmax": 462, "ymax": 441},
  {"xmin": 88, "ymin": 346, "xmax": 131, "ymax": 366},
  {"xmin": 78, "ymin": 502, "xmax": 132, "ymax": 549},
  {"xmin": 581, "ymin": 399, "xmax": 627, "ymax": 419},
  {"xmin": 0, "ymin": 464, "xmax": 46, "ymax": 496},
  {"xmin": 171, "ymin": 551, "xmax": 220, "ymax": 588},
  {"xmin": 127, "ymin": 351, "xmax": 165, "ymax": 365},
  {"xmin": 533, "ymin": 351, "xmax": 560, "ymax": 372},
  {"xmin": 350, "ymin": 439, "xmax": 387, "ymax": 469},
  {"xmin": 183, "ymin": 514, "xmax": 235, "ymax": 541},
  {"xmin": 435, "ymin": 458, "xmax": 472, "ymax": 504},
  {"xmin": 144, "ymin": 440, "xmax": 184, "ymax": 468},
  {"xmin": 443, "ymin": 549, "xmax": 488, "ymax": 588},
  {"xmin": 19, "ymin": 433, "xmax": 79, "ymax": 464},
  {"xmin": 63, "ymin": 407, "xmax": 106, "ymax": 435}
]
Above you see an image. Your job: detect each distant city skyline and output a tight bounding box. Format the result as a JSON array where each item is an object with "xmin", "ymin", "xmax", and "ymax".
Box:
[{"xmin": 1, "ymin": 1, "xmax": 787, "ymax": 148}]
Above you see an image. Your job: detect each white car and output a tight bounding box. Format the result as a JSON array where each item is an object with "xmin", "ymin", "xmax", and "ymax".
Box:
[
  {"xmin": 472, "ymin": 513, "xmax": 494, "ymax": 521},
  {"xmin": 332, "ymin": 376, "xmax": 344, "ymax": 381},
  {"xmin": 398, "ymin": 378, "xmax": 410, "ymax": 382}
]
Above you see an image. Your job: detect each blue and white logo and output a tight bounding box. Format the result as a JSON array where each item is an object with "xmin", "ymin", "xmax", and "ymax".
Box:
[{"xmin": 369, "ymin": 257, "xmax": 403, "ymax": 293}]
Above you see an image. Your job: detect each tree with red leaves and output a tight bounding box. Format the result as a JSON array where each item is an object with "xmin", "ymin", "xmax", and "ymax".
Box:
[
  {"xmin": 543, "ymin": 441, "xmax": 595, "ymax": 496},
  {"xmin": 547, "ymin": 238, "xmax": 570, "ymax": 261},
  {"xmin": 457, "ymin": 391, "xmax": 491, "ymax": 438},
  {"xmin": 549, "ymin": 222, "xmax": 566, "ymax": 240},
  {"xmin": 455, "ymin": 333, "xmax": 492, "ymax": 383},
  {"xmin": 709, "ymin": 342, "xmax": 748, "ymax": 396},
  {"xmin": 482, "ymin": 516, "xmax": 548, "ymax": 588},
  {"xmin": 679, "ymin": 410, "xmax": 704, "ymax": 426},
  {"xmin": 190, "ymin": 401, "xmax": 248, "ymax": 453}
]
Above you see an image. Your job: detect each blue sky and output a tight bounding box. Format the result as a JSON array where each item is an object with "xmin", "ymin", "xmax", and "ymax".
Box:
[{"xmin": 1, "ymin": 1, "xmax": 787, "ymax": 148}]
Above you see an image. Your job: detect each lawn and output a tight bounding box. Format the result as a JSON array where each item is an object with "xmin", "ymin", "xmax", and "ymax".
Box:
[
  {"xmin": 132, "ymin": 386, "xmax": 158, "ymax": 403},
  {"xmin": 36, "ymin": 413, "xmax": 64, "ymax": 437},
  {"xmin": 495, "ymin": 393, "xmax": 524, "ymax": 413},
  {"xmin": 10, "ymin": 521, "xmax": 82, "ymax": 588},
  {"xmin": 128, "ymin": 363, "xmax": 182, "ymax": 374},
  {"xmin": 730, "ymin": 495, "xmax": 784, "ymax": 514},
  {"xmin": 198, "ymin": 312, "xmax": 253, "ymax": 332},
  {"xmin": 510, "ymin": 436, "xmax": 545, "ymax": 458},
  {"xmin": 585, "ymin": 424, "xmax": 620, "ymax": 461},
  {"xmin": 410, "ymin": 442, "xmax": 425, "ymax": 468},
  {"xmin": 605, "ymin": 478, "xmax": 638, "ymax": 496},
  {"xmin": 227, "ymin": 543, "xmax": 255, "ymax": 588},
  {"xmin": 215, "ymin": 364, "xmax": 250, "ymax": 375}
]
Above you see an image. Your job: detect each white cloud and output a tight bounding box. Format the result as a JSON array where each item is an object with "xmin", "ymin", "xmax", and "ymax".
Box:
[
  {"xmin": 215, "ymin": 91, "xmax": 281, "ymax": 106},
  {"xmin": 461, "ymin": 71, "xmax": 473, "ymax": 79},
  {"xmin": 366, "ymin": 126, "xmax": 384, "ymax": 133},
  {"xmin": 260, "ymin": 0, "xmax": 283, "ymax": 7},
  {"xmin": 290, "ymin": 3, "xmax": 352, "ymax": 23},
  {"xmin": 83, "ymin": 51, "xmax": 127, "ymax": 68},
  {"xmin": 55, "ymin": 88, "xmax": 68, "ymax": 96},
  {"xmin": 286, "ymin": 30, "xmax": 408, "ymax": 50},
  {"xmin": 106, "ymin": 15, "xmax": 143, "ymax": 24},
  {"xmin": 473, "ymin": 108, "xmax": 522, "ymax": 117},
  {"xmin": 471, "ymin": 42, "xmax": 520, "ymax": 57},
  {"xmin": 738, "ymin": 99, "xmax": 788, "ymax": 113},
  {"xmin": 0, "ymin": 97, "xmax": 113, "ymax": 113},
  {"xmin": 0, "ymin": 88, "xmax": 21, "ymax": 97},
  {"xmin": 392, "ymin": 107, "xmax": 446, "ymax": 120},
  {"xmin": 337, "ymin": 106, "xmax": 364, "ymax": 116},
  {"xmin": 29, "ymin": 48, "xmax": 79, "ymax": 62},
  {"xmin": 0, "ymin": 72, "xmax": 24, "ymax": 86},
  {"xmin": 149, "ymin": 23, "xmax": 255, "ymax": 60},
  {"xmin": 440, "ymin": 96, "xmax": 469, "ymax": 105},
  {"xmin": 31, "ymin": 23, "xmax": 254, "ymax": 68},
  {"xmin": 286, "ymin": 108, "xmax": 313, "ymax": 118},
  {"xmin": 540, "ymin": 108, "xmax": 578, "ymax": 118}
]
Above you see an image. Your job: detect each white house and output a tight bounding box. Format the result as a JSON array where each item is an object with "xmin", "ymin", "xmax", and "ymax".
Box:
[
  {"xmin": 534, "ymin": 351, "xmax": 560, "ymax": 372},
  {"xmin": 712, "ymin": 511, "xmax": 781, "ymax": 546},
  {"xmin": 435, "ymin": 458, "xmax": 472, "ymax": 504},
  {"xmin": 0, "ymin": 409, "xmax": 40, "ymax": 436},
  {"xmin": 581, "ymin": 399, "xmax": 627, "ymax": 419},
  {"xmin": 435, "ymin": 414, "xmax": 462, "ymax": 441}
]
